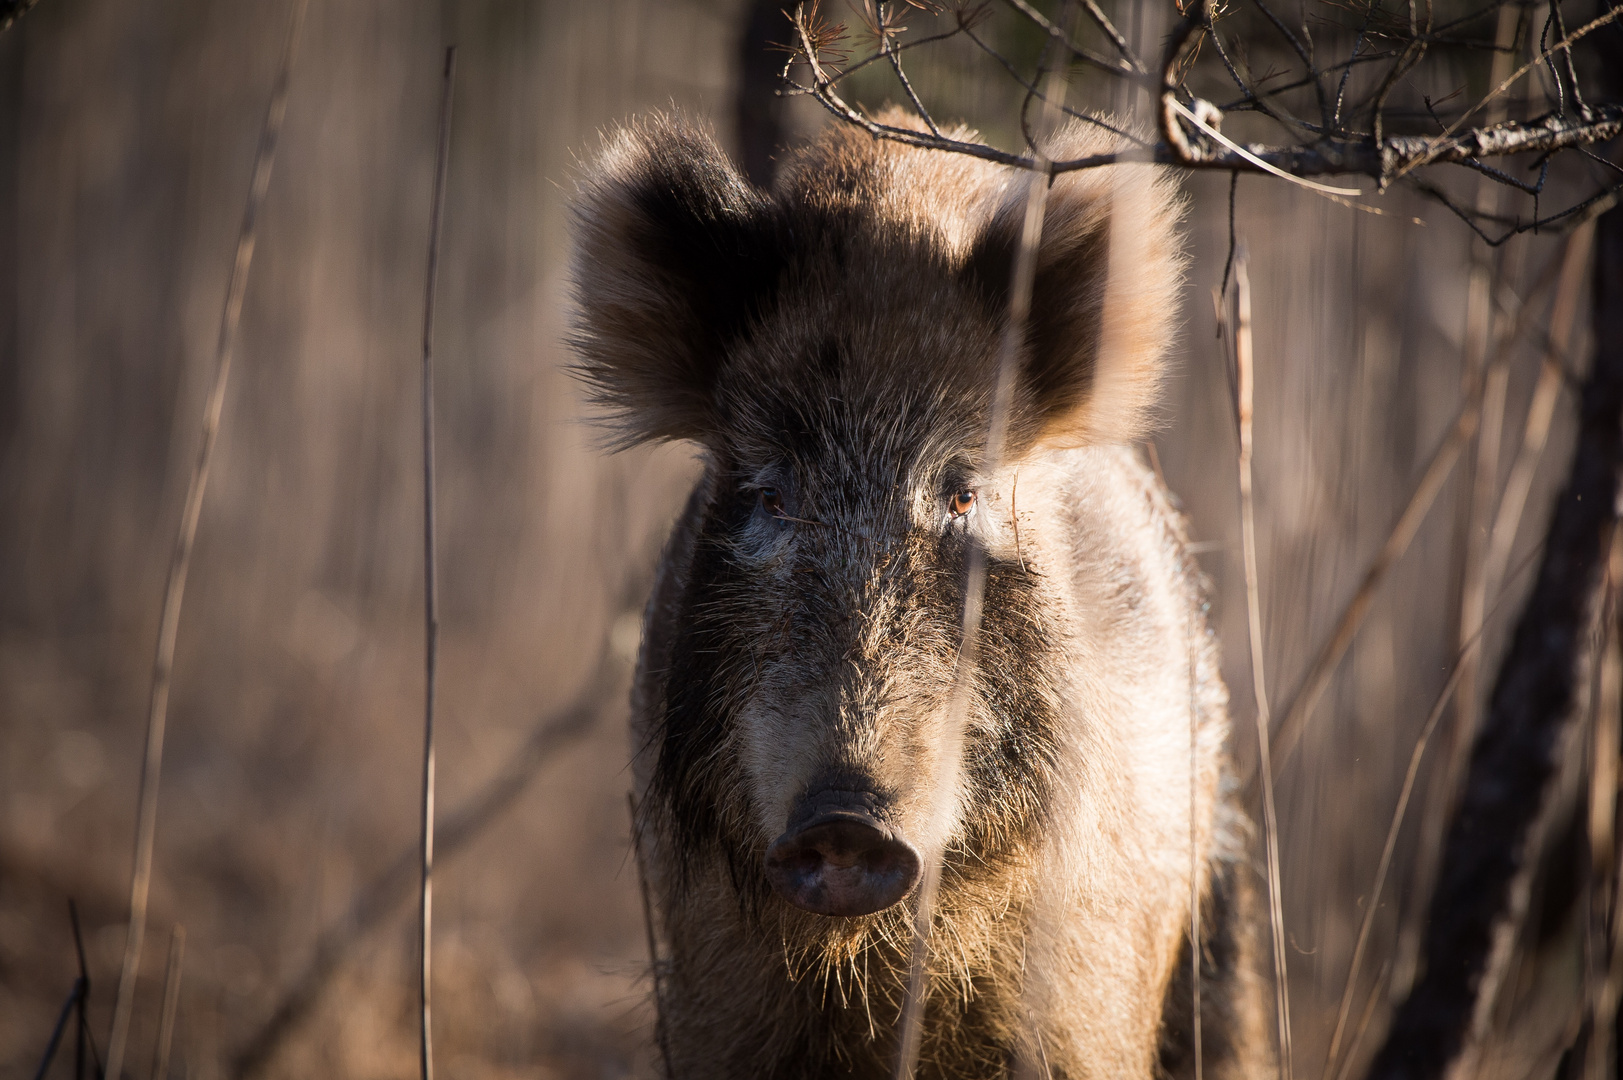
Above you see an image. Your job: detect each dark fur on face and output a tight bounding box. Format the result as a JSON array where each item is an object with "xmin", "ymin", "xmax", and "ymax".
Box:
[{"xmin": 571, "ymin": 112, "xmax": 1265, "ymax": 1079}]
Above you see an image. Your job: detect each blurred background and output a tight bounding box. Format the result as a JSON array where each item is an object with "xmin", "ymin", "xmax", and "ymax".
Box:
[{"xmin": 0, "ymin": 1, "xmax": 1615, "ymax": 1077}]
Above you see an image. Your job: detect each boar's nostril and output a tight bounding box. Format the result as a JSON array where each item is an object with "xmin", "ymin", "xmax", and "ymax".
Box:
[{"xmin": 764, "ymin": 809, "xmax": 922, "ymax": 918}]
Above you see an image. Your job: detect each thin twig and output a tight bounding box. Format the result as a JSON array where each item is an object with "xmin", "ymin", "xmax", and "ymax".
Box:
[
  {"xmin": 1167, "ymin": 96, "xmax": 1364, "ymax": 197},
  {"xmin": 417, "ymin": 44, "xmax": 457, "ymax": 1080},
  {"xmin": 1232, "ymin": 254, "xmax": 1293, "ymax": 1080},
  {"xmin": 893, "ymin": 7, "xmax": 1074, "ymax": 1076},
  {"xmin": 104, "ymin": 6, "xmax": 307, "ymax": 1076},
  {"xmin": 885, "ymin": 43, "xmax": 941, "ymax": 137},
  {"xmin": 32, "ymin": 980, "xmax": 81, "ymax": 1080},
  {"xmin": 71, "ymin": 900, "xmax": 99, "ymax": 1080},
  {"xmin": 151, "ymin": 927, "xmax": 185, "ymax": 1080},
  {"xmin": 791, "ymin": 15, "xmax": 1623, "ymax": 186},
  {"xmin": 999, "ymin": 0, "xmax": 1145, "ymax": 81},
  {"xmin": 782, "ymin": 0, "xmax": 1619, "ymax": 248},
  {"xmin": 1219, "ymin": 170, "xmax": 1239, "ymax": 313}
]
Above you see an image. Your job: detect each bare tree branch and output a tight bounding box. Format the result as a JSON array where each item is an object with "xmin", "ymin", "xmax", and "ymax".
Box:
[{"xmin": 778, "ymin": 0, "xmax": 1620, "ymax": 240}]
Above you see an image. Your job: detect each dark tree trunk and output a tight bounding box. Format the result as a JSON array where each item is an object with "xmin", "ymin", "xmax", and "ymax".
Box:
[
  {"xmin": 736, "ymin": 0, "xmax": 787, "ymax": 188},
  {"xmin": 1367, "ymin": 204, "xmax": 1623, "ymax": 1079}
]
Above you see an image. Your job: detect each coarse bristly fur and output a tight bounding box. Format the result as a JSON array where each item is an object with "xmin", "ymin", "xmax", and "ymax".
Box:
[{"xmin": 569, "ymin": 110, "xmax": 1270, "ymax": 1079}]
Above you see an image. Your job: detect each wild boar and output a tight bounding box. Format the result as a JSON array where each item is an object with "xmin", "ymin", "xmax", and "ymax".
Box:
[{"xmin": 570, "ymin": 112, "xmax": 1268, "ymax": 1079}]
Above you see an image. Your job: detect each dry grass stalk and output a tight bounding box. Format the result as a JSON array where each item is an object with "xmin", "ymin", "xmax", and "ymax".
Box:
[
  {"xmin": 1232, "ymin": 253, "xmax": 1293, "ymax": 1080},
  {"xmin": 417, "ymin": 44, "xmax": 458, "ymax": 1080},
  {"xmin": 891, "ymin": 8, "xmax": 1075, "ymax": 1077},
  {"xmin": 151, "ymin": 926, "xmax": 185, "ymax": 1080},
  {"xmin": 103, "ymin": 5, "xmax": 308, "ymax": 1076}
]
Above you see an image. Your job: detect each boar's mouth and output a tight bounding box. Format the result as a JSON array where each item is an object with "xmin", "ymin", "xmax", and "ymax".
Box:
[{"xmin": 764, "ymin": 789, "xmax": 922, "ymax": 918}]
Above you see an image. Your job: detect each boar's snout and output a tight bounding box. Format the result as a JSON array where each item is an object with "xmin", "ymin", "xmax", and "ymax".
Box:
[{"xmin": 764, "ymin": 789, "xmax": 922, "ymax": 917}]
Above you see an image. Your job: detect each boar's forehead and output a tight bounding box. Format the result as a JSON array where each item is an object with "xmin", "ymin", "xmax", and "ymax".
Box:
[
  {"xmin": 721, "ymin": 370, "xmax": 968, "ymax": 512},
  {"xmin": 712, "ymin": 220, "xmax": 1006, "ymax": 494}
]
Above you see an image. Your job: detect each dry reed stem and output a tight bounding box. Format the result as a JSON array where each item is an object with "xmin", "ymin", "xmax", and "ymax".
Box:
[
  {"xmin": 1332, "ymin": 957, "xmax": 1392, "ymax": 1080},
  {"xmin": 150, "ymin": 927, "xmax": 184, "ymax": 1080},
  {"xmin": 893, "ymin": 8, "xmax": 1073, "ymax": 1075},
  {"xmin": 231, "ymin": 650, "xmax": 622, "ymax": 1078},
  {"xmin": 1263, "ymin": 232, "xmax": 1584, "ymax": 787},
  {"xmin": 1232, "ymin": 254, "xmax": 1293, "ymax": 1080},
  {"xmin": 629, "ymin": 793, "xmax": 675, "ymax": 1079},
  {"xmin": 417, "ymin": 45, "xmax": 457, "ymax": 1080},
  {"xmin": 1581, "ymin": 531, "xmax": 1622, "ymax": 1080},
  {"xmin": 104, "ymin": 5, "xmax": 307, "ymax": 1075},
  {"xmin": 1188, "ymin": 598, "xmax": 1203, "ymax": 1080},
  {"xmin": 1483, "ymin": 223, "xmax": 1597, "ymax": 610},
  {"xmin": 1321, "ymin": 619, "xmax": 1498, "ymax": 1080}
]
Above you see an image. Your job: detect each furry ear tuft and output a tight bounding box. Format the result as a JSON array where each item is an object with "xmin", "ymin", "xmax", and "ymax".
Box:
[
  {"xmin": 962, "ymin": 140, "xmax": 1186, "ymax": 450},
  {"xmin": 571, "ymin": 115, "xmax": 781, "ymax": 447}
]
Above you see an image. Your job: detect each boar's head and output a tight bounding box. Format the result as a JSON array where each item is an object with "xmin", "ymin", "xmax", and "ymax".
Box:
[{"xmin": 571, "ymin": 114, "xmax": 1182, "ymax": 926}]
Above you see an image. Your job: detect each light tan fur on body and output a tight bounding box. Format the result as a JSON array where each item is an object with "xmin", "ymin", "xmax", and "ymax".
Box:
[{"xmin": 572, "ymin": 112, "xmax": 1268, "ymax": 1078}]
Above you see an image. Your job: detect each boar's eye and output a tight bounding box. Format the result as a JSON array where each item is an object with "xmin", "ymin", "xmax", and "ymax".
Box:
[
  {"xmin": 949, "ymin": 490, "xmax": 976, "ymax": 518},
  {"xmin": 759, "ymin": 487, "xmax": 784, "ymax": 516}
]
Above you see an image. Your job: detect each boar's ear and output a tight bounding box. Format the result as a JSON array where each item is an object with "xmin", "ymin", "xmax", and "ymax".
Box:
[
  {"xmin": 571, "ymin": 115, "xmax": 782, "ymax": 447},
  {"xmin": 961, "ymin": 159, "xmax": 1185, "ymax": 450}
]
